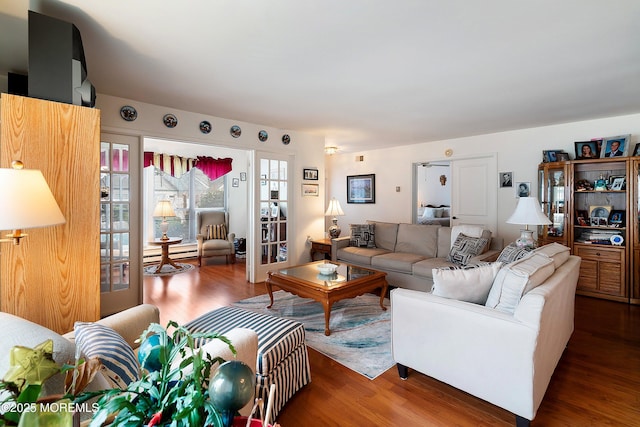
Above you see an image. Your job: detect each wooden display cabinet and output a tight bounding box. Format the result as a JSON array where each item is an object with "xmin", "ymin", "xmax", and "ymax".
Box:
[
  {"xmin": 538, "ymin": 162, "xmax": 570, "ymax": 246},
  {"xmin": 570, "ymin": 158, "xmax": 629, "ymax": 302}
]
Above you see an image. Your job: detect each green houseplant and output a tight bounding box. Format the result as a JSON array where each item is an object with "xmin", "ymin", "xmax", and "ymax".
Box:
[{"xmin": 83, "ymin": 321, "xmax": 235, "ymax": 427}]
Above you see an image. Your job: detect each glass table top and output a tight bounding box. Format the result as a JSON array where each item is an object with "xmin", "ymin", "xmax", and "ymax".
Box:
[{"xmin": 276, "ymin": 261, "xmax": 377, "ymax": 286}]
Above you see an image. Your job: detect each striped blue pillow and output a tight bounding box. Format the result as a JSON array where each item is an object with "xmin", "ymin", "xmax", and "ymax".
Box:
[{"xmin": 74, "ymin": 322, "xmax": 140, "ymax": 389}]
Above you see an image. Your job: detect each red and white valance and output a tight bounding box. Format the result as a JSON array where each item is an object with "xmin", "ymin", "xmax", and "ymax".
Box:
[{"xmin": 143, "ymin": 152, "xmax": 232, "ymax": 181}]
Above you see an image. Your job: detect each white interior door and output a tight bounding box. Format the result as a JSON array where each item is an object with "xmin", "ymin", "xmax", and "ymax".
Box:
[
  {"xmin": 100, "ymin": 133, "xmax": 141, "ymax": 316},
  {"xmin": 250, "ymin": 152, "xmax": 292, "ymax": 282},
  {"xmin": 451, "ymin": 155, "xmax": 497, "ymax": 233}
]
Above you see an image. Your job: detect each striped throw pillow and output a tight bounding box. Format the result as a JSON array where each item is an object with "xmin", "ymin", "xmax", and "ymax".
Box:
[
  {"xmin": 206, "ymin": 223, "xmax": 227, "ymax": 240},
  {"xmin": 74, "ymin": 322, "xmax": 140, "ymax": 389}
]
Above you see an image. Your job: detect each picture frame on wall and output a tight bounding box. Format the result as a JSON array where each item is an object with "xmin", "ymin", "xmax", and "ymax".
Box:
[
  {"xmin": 516, "ymin": 181, "xmax": 530, "ymax": 198},
  {"xmin": 499, "ymin": 172, "xmax": 513, "ymax": 188},
  {"xmin": 302, "ymin": 183, "xmax": 319, "ymax": 196},
  {"xmin": 347, "ymin": 174, "xmax": 375, "ymax": 203},
  {"xmin": 303, "ymin": 168, "xmax": 319, "ymax": 180}
]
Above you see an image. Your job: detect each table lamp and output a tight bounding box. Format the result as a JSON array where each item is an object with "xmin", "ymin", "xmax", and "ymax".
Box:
[
  {"xmin": 153, "ymin": 199, "xmax": 176, "ymax": 241},
  {"xmin": 324, "ymin": 197, "xmax": 345, "ymax": 238},
  {"xmin": 0, "ymin": 161, "xmax": 66, "ymax": 245},
  {"xmin": 506, "ymin": 196, "xmax": 551, "ymax": 248}
]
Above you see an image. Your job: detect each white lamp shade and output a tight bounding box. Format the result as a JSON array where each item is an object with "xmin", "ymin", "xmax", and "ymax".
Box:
[
  {"xmin": 324, "ymin": 198, "xmax": 344, "ymax": 217},
  {"xmin": 153, "ymin": 200, "xmax": 176, "ymax": 218},
  {"xmin": 0, "ymin": 168, "xmax": 65, "ymax": 230},
  {"xmin": 506, "ymin": 197, "xmax": 552, "ymax": 226}
]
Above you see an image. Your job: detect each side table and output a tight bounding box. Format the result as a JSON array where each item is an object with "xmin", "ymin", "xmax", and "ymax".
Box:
[
  {"xmin": 148, "ymin": 237, "xmax": 183, "ymax": 273},
  {"xmin": 310, "ymin": 238, "xmax": 332, "ymax": 261}
]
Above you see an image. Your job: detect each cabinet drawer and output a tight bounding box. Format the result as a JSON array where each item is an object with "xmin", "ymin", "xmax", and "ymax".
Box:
[{"xmin": 574, "ymin": 246, "xmax": 623, "ymax": 262}]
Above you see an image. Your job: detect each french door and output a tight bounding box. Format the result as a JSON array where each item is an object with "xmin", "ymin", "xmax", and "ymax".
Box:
[
  {"xmin": 100, "ymin": 133, "xmax": 141, "ymax": 316},
  {"xmin": 250, "ymin": 152, "xmax": 292, "ymax": 282}
]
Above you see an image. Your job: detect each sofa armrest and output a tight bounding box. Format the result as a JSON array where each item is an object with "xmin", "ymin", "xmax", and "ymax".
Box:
[
  {"xmin": 63, "ymin": 304, "xmax": 160, "ymax": 350},
  {"xmin": 331, "ymin": 236, "xmax": 351, "ymax": 261}
]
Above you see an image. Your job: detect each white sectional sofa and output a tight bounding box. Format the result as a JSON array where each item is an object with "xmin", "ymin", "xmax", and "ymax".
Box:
[{"xmin": 391, "ymin": 243, "xmax": 580, "ymax": 426}]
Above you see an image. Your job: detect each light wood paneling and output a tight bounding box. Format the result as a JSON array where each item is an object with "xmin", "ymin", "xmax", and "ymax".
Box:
[{"xmin": 0, "ymin": 94, "xmax": 100, "ymax": 333}]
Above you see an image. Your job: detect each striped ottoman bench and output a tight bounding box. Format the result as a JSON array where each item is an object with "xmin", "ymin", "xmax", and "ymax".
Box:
[{"xmin": 184, "ymin": 305, "xmax": 311, "ymax": 418}]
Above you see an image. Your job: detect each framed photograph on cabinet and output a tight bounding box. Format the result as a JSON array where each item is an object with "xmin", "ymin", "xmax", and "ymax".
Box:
[
  {"xmin": 575, "ymin": 210, "xmax": 588, "ymax": 226},
  {"xmin": 347, "ymin": 174, "xmax": 375, "ymax": 203},
  {"xmin": 633, "ymin": 143, "xmax": 640, "ymax": 156},
  {"xmin": 302, "ymin": 184, "xmax": 319, "ymax": 196},
  {"xmin": 600, "ymin": 134, "xmax": 630, "ymax": 158},
  {"xmin": 303, "ymin": 168, "xmax": 318, "ymax": 180},
  {"xmin": 608, "ymin": 210, "xmax": 625, "ymax": 226},
  {"xmin": 589, "ymin": 205, "xmax": 612, "ymax": 220},
  {"xmin": 610, "ymin": 176, "xmax": 626, "ymax": 190},
  {"xmin": 574, "ymin": 141, "xmax": 600, "ymax": 159}
]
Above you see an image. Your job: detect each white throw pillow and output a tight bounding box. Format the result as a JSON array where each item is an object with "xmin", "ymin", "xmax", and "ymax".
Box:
[
  {"xmin": 485, "ymin": 253, "xmax": 555, "ymax": 314},
  {"xmin": 432, "ymin": 262, "xmax": 503, "ymax": 304},
  {"xmin": 422, "ymin": 207, "xmax": 437, "ymax": 218}
]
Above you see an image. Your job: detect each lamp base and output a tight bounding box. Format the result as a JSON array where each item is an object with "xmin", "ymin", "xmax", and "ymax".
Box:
[
  {"xmin": 160, "ymin": 220, "xmax": 170, "ymax": 241},
  {"xmin": 328, "ymin": 219, "xmax": 341, "ymax": 238},
  {"xmin": 515, "ymin": 229, "xmax": 536, "ymax": 249}
]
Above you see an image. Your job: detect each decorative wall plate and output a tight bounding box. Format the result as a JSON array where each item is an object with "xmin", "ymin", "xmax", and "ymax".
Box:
[
  {"xmin": 199, "ymin": 121, "xmax": 212, "ymax": 134},
  {"xmin": 163, "ymin": 114, "xmax": 178, "ymax": 128},
  {"xmin": 230, "ymin": 125, "xmax": 242, "ymax": 138},
  {"xmin": 258, "ymin": 130, "xmax": 268, "ymax": 142},
  {"xmin": 610, "ymin": 234, "xmax": 624, "ymax": 246},
  {"xmin": 282, "ymin": 134, "xmax": 291, "ymax": 145},
  {"xmin": 120, "ymin": 105, "xmax": 137, "ymax": 121}
]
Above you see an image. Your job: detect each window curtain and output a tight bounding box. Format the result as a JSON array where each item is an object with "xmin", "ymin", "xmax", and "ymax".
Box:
[
  {"xmin": 143, "ymin": 152, "xmax": 232, "ymax": 181},
  {"xmin": 195, "ymin": 156, "xmax": 233, "ymax": 181}
]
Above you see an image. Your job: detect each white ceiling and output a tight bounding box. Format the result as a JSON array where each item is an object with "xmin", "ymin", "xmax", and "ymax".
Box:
[{"xmin": 2, "ymin": 1, "xmax": 640, "ymax": 153}]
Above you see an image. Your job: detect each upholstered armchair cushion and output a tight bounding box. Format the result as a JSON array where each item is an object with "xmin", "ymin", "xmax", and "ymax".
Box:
[{"xmin": 196, "ymin": 210, "xmax": 236, "ymax": 265}]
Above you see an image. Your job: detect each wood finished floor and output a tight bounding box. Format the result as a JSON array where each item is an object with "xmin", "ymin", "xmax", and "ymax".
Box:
[{"xmin": 143, "ymin": 258, "xmax": 640, "ymax": 426}]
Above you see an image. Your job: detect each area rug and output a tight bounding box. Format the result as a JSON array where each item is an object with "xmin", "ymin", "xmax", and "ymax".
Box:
[
  {"xmin": 143, "ymin": 262, "xmax": 194, "ymax": 276},
  {"xmin": 232, "ymin": 290, "xmax": 393, "ymax": 379}
]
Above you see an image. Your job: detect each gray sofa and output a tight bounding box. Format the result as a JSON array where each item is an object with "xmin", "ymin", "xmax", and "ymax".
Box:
[{"xmin": 331, "ymin": 221, "xmax": 503, "ymax": 292}]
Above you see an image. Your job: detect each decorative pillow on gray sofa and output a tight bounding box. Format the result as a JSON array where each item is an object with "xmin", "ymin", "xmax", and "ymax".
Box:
[
  {"xmin": 447, "ymin": 233, "xmax": 489, "ymax": 265},
  {"xmin": 432, "ymin": 262, "xmax": 503, "ymax": 304},
  {"xmin": 497, "ymin": 243, "xmax": 533, "ymax": 264},
  {"xmin": 349, "ymin": 224, "xmax": 376, "ymax": 248}
]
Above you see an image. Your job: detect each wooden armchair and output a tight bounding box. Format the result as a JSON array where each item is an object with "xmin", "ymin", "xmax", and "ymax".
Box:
[{"xmin": 196, "ymin": 210, "xmax": 236, "ymax": 266}]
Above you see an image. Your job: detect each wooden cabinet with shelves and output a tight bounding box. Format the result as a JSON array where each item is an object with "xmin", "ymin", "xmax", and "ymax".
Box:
[
  {"xmin": 538, "ymin": 162, "xmax": 570, "ymax": 246},
  {"xmin": 571, "ymin": 159, "xmax": 629, "ymax": 301},
  {"xmin": 541, "ymin": 158, "xmax": 633, "ymax": 303}
]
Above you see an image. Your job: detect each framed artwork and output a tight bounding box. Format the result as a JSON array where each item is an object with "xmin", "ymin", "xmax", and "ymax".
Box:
[
  {"xmin": 542, "ymin": 150, "xmax": 563, "ymax": 163},
  {"xmin": 556, "ymin": 152, "xmax": 570, "ymax": 161},
  {"xmin": 575, "ymin": 141, "xmax": 600, "ymax": 159},
  {"xmin": 232, "ymin": 178, "xmax": 239, "ymax": 187},
  {"xmin": 575, "ymin": 210, "xmax": 588, "ymax": 226},
  {"xmin": 347, "ymin": 174, "xmax": 376, "ymax": 203},
  {"xmin": 499, "ymin": 172, "xmax": 513, "ymax": 188},
  {"xmin": 600, "ymin": 134, "xmax": 630, "ymax": 158},
  {"xmin": 608, "ymin": 210, "xmax": 625, "ymax": 226},
  {"xmin": 516, "ymin": 181, "xmax": 530, "ymax": 198},
  {"xmin": 303, "ymin": 168, "xmax": 319, "ymax": 180},
  {"xmin": 610, "ymin": 176, "xmax": 626, "ymax": 190},
  {"xmin": 301, "ymin": 183, "xmax": 319, "ymax": 196},
  {"xmin": 589, "ymin": 205, "xmax": 612, "ymax": 220},
  {"xmin": 240, "ymin": 172, "xmax": 247, "ymax": 181},
  {"xmin": 270, "ymin": 190, "xmax": 279, "ymax": 199}
]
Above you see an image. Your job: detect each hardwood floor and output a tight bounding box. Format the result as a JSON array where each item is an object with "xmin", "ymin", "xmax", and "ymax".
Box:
[{"xmin": 143, "ymin": 258, "xmax": 640, "ymax": 426}]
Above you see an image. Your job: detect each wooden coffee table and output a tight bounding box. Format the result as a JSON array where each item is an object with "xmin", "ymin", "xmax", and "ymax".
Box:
[{"xmin": 265, "ymin": 261, "xmax": 388, "ymax": 336}]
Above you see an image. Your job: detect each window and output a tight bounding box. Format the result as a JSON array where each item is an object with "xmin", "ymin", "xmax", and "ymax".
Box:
[{"xmin": 144, "ymin": 167, "xmax": 226, "ymax": 245}]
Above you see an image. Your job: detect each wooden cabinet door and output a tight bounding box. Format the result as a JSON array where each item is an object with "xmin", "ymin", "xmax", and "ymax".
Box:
[{"xmin": 0, "ymin": 94, "xmax": 100, "ymax": 334}]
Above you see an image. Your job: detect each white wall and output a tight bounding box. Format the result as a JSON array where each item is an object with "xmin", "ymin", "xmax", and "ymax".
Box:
[
  {"xmin": 327, "ymin": 112, "xmax": 640, "ymax": 244},
  {"xmin": 97, "ymin": 94, "xmax": 326, "ymax": 266}
]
